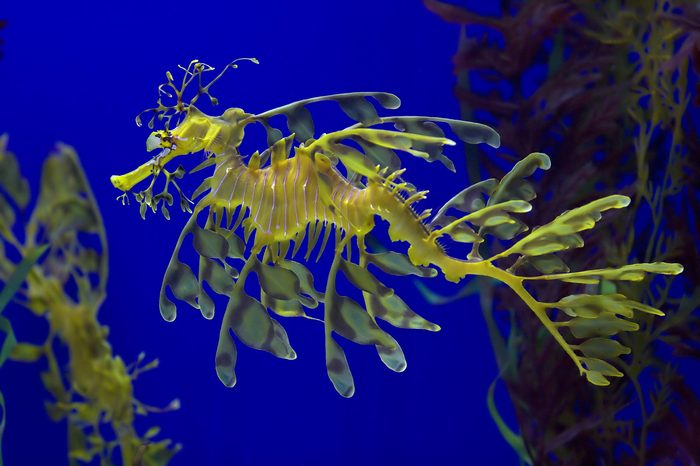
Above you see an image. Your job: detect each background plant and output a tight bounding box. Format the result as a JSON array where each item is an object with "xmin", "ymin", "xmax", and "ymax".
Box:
[
  {"xmin": 0, "ymin": 136, "xmax": 180, "ymax": 465},
  {"xmin": 425, "ymin": 0, "xmax": 700, "ymax": 463}
]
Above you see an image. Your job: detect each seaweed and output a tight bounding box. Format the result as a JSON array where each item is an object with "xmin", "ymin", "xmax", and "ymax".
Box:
[
  {"xmin": 427, "ymin": 0, "xmax": 700, "ymax": 463},
  {"xmin": 0, "ymin": 136, "xmax": 180, "ymax": 465}
]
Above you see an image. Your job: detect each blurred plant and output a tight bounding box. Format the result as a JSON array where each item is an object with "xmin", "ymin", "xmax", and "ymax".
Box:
[
  {"xmin": 426, "ymin": 0, "xmax": 700, "ymax": 464},
  {"xmin": 0, "ymin": 135, "xmax": 180, "ymax": 465},
  {"xmin": 0, "ymin": 247, "xmax": 45, "ymax": 466}
]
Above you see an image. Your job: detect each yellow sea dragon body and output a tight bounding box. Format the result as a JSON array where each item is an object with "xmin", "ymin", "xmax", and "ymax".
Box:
[{"xmin": 111, "ymin": 59, "xmax": 682, "ymax": 397}]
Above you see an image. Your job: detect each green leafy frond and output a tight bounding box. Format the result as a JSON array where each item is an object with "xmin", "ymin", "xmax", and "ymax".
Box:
[
  {"xmin": 492, "ymin": 195, "xmax": 631, "ymax": 261},
  {"xmin": 524, "ymin": 262, "xmax": 684, "ymax": 285}
]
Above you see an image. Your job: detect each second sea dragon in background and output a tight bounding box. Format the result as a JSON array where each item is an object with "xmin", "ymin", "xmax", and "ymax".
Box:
[{"xmin": 110, "ymin": 59, "xmax": 683, "ymax": 397}]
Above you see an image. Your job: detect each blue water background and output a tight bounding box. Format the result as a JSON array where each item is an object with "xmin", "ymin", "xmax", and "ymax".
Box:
[{"xmin": 2, "ymin": 1, "xmax": 697, "ymax": 465}]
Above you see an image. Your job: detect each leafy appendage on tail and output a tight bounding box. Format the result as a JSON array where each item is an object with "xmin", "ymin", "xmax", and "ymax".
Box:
[{"xmin": 437, "ymin": 153, "xmax": 683, "ymax": 385}]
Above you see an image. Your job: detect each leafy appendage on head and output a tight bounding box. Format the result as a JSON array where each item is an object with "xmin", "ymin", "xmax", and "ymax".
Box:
[{"xmin": 136, "ymin": 58, "xmax": 259, "ymax": 130}]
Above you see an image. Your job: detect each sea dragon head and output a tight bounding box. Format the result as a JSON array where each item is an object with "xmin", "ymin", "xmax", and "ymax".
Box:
[{"xmin": 110, "ymin": 58, "xmax": 258, "ymax": 215}]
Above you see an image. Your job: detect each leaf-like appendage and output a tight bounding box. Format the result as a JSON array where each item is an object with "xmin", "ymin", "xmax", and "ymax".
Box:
[
  {"xmin": 215, "ymin": 327, "xmax": 238, "ymax": 388},
  {"xmin": 579, "ymin": 358, "xmax": 624, "ymax": 386},
  {"xmin": 278, "ymin": 260, "xmax": 324, "ymax": 303},
  {"xmin": 261, "ymin": 290, "xmax": 307, "ymax": 318},
  {"xmin": 365, "ymin": 251, "xmax": 437, "ymax": 277},
  {"xmin": 254, "ymin": 259, "xmax": 302, "ymax": 301},
  {"xmin": 329, "ymin": 295, "xmax": 395, "ymax": 347},
  {"xmin": 286, "ymin": 106, "xmax": 315, "ymax": 143},
  {"xmin": 0, "ymin": 149, "xmax": 28, "ymax": 209},
  {"xmin": 568, "ymin": 314, "xmax": 639, "ymax": 338},
  {"xmin": 522, "ymin": 254, "xmax": 570, "ymax": 274},
  {"xmin": 389, "ymin": 117, "xmax": 500, "ymax": 171},
  {"xmin": 368, "ymin": 293, "xmax": 440, "ymax": 332},
  {"xmin": 526, "ymin": 262, "xmax": 684, "ymax": 284},
  {"xmin": 431, "ymin": 179, "xmax": 498, "ymax": 227},
  {"xmin": 200, "ymin": 259, "xmax": 235, "ymax": 295},
  {"xmin": 325, "ymin": 336, "xmax": 355, "ymax": 398},
  {"xmin": 223, "ymin": 292, "xmax": 296, "ymax": 359},
  {"xmin": 226, "ymin": 232, "xmax": 246, "ymax": 259},
  {"xmin": 335, "ymin": 95, "xmax": 382, "ymax": 126},
  {"xmin": 353, "ymin": 138, "xmax": 402, "ymax": 173},
  {"xmin": 376, "ymin": 335, "xmax": 407, "ymax": 373},
  {"xmin": 578, "ymin": 338, "xmax": 631, "ymax": 359},
  {"xmin": 498, "ymin": 195, "xmax": 630, "ymax": 259},
  {"xmin": 308, "ymin": 127, "xmax": 456, "ymax": 182},
  {"xmin": 537, "ymin": 293, "xmax": 668, "ymax": 386},
  {"xmin": 192, "ymin": 226, "xmax": 229, "ymax": 259},
  {"xmin": 489, "ymin": 153, "xmax": 551, "ymax": 205},
  {"xmin": 340, "ymin": 259, "xmax": 394, "ymax": 297},
  {"xmin": 161, "ymin": 259, "xmax": 200, "ymax": 318},
  {"xmin": 479, "ymin": 152, "xmax": 550, "ymax": 241},
  {"xmin": 251, "ymin": 92, "xmax": 402, "ymax": 145},
  {"xmin": 433, "ymin": 200, "xmax": 532, "ymax": 244},
  {"xmin": 35, "ymin": 147, "xmax": 100, "ymax": 241}
]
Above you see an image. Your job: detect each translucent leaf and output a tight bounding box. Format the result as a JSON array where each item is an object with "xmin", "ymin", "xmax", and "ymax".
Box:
[
  {"xmin": 226, "ymin": 233, "xmax": 246, "ymax": 259},
  {"xmin": 325, "ymin": 336, "xmax": 355, "ymax": 398},
  {"xmin": 161, "ymin": 260, "xmax": 200, "ymax": 312},
  {"xmin": 286, "ymin": 106, "xmax": 315, "ymax": 142},
  {"xmin": 261, "ymin": 120, "xmax": 284, "ymax": 147},
  {"xmin": 578, "ymin": 338, "xmax": 631, "ymax": 360},
  {"xmin": 431, "ymin": 179, "xmax": 498, "ymax": 227},
  {"xmin": 488, "ymin": 152, "xmax": 550, "ymax": 205},
  {"xmin": 556, "ymin": 293, "xmax": 664, "ymax": 319},
  {"xmin": 390, "ymin": 117, "xmax": 501, "ymax": 169},
  {"xmin": 353, "ymin": 138, "xmax": 401, "ymax": 172},
  {"xmin": 580, "ymin": 357, "xmax": 623, "ymax": 386},
  {"xmin": 254, "ymin": 260, "xmax": 302, "ymax": 301},
  {"xmin": 502, "ymin": 195, "xmax": 630, "ymax": 258},
  {"xmin": 368, "ymin": 293, "xmax": 440, "ymax": 331},
  {"xmin": 340, "ymin": 260, "xmax": 393, "ymax": 297},
  {"xmin": 224, "ymin": 292, "xmax": 296, "ymax": 360},
  {"xmin": 215, "ymin": 328, "xmax": 237, "ymax": 388},
  {"xmin": 251, "ymin": 92, "xmax": 401, "ymax": 148},
  {"xmin": 144, "ymin": 426, "xmax": 161, "ymax": 439},
  {"xmin": 200, "ymin": 259, "xmax": 235, "ymax": 295},
  {"xmin": 9, "ymin": 343, "xmax": 43, "ymax": 362},
  {"xmin": 197, "ymin": 289, "xmax": 215, "ymax": 320},
  {"xmin": 567, "ymin": 314, "xmax": 639, "ymax": 339},
  {"xmin": 335, "ymin": 95, "xmax": 381, "ymax": 126},
  {"xmin": 328, "ymin": 143, "xmax": 379, "ymax": 180},
  {"xmin": 34, "ymin": 146, "xmax": 100, "ymax": 239},
  {"xmin": 376, "ymin": 336, "xmax": 407, "ymax": 373},
  {"xmin": 365, "ymin": 251, "xmax": 437, "ymax": 277},
  {"xmin": 329, "ymin": 295, "xmax": 395, "ymax": 347},
  {"xmin": 278, "ymin": 260, "xmax": 324, "ymax": 302},
  {"xmin": 261, "ymin": 290, "xmax": 306, "ymax": 318},
  {"xmin": 523, "ymin": 254, "xmax": 570, "ymax": 274},
  {"xmin": 435, "ymin": 200, "xmax": 531, "ymax": 242},
  {"xmin": 192, "ymin": 227, "xmax": 229, "ymax": 259}
]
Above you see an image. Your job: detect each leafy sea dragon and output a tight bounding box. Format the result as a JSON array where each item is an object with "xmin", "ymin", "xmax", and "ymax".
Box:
[{"xmin": 111, "ymin": 59, "xmax": 683, "ymax": 397}]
